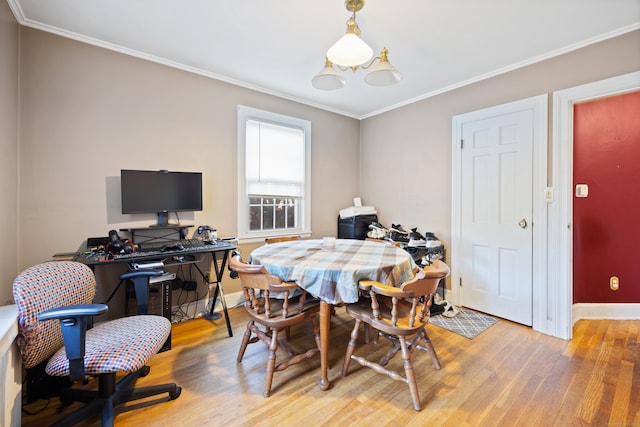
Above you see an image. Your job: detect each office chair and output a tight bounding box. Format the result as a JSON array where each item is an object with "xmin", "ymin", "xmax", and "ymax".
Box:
[
  {"xmin": 13, "ymin": 261, "xmax": 181, "ymax": 426},
  {"xmin": 341, "ymin": 259, "xmax": 450, "ymax": 411}
]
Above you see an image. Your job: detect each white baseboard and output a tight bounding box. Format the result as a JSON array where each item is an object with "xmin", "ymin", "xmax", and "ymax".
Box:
[
  {"xmin": 215, "ymin": 291, "xmax": 245, "ymax": 310},
  {"xmin": 572, "ymin": 303, "xmax": 640, "ymax": 324}
]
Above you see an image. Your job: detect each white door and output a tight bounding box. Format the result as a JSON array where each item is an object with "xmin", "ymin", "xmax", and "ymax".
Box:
[{"xmin": 458, "ymin": 108, "xmax": 534, "ymax": 325}]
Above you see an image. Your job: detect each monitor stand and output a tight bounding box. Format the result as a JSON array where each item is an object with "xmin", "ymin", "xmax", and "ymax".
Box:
[{"xmin": 151, "ymin": 212, "xmax": 170, "ymax": 227}]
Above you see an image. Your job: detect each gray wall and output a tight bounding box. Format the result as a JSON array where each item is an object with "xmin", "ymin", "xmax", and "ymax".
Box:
[
  {"xmin": 13, "ymin": 26, "xmax": 361, "ymax": 300},
  {"xmin": 0, "ymin": 1, "xmax": 19, "ymax": 305},
  {"xmin": 360, "ymin": 30, "xmax": 640, "ymax": 285}
]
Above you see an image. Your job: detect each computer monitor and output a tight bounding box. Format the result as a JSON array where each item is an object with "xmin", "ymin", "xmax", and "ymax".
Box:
[{"xmin": 120, "ymin": 169, "xmax": 203, "ymax": 226}]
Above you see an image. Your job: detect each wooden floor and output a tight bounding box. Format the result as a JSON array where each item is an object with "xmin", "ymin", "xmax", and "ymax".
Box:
[{"xmin": 21, "ymin": 306, "xmax": 639, "ymax": 426}]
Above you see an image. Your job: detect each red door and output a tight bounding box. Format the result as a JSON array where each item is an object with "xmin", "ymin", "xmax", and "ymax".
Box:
[{"xmin": 573, "ymin": 90, "xmax": 640, "ymax": 303}]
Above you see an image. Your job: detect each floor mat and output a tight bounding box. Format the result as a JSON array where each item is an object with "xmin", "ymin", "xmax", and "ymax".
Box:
[{"xmin": 429, "ymin": 307, "xmax": 498, "ymax": 339}]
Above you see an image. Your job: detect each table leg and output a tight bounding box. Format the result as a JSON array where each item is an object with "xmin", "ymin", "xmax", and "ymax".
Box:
[
  {"xmin": 319, "ymin": 301, "xmax": 330, "ymax": 390},
  {"xmin": 194, "ymin": 251, "xmax": 234, "ymax": 337}
]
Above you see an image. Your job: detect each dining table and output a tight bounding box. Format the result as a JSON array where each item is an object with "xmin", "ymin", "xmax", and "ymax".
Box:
[{"xmin": 249, "ymin": 238, "xmax": 417, "ymax": 390}]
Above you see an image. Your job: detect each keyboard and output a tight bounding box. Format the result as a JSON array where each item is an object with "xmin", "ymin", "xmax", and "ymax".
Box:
[
  {"xmin": 110, "ymin": 239, "xmax": 216, "ymax": 261},
  {"xmin": 111, "ymin": 250, "xmax": 165, "ymax": 260}
]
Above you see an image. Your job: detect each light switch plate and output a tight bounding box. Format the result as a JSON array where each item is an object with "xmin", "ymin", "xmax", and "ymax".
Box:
[{"xmin": 575, "ymin": 184, "xmax": 589, "ymax": 198}]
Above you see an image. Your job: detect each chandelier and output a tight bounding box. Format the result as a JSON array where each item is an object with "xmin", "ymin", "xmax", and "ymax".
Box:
[{"xmin": 312, "ymin": 0, "xmax": 401, "ymax": 90}]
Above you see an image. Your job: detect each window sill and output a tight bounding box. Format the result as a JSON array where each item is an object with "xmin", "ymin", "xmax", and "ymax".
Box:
[{"xmin": 237, "ymin": 232, "xmax": 312, "ymax": 245}]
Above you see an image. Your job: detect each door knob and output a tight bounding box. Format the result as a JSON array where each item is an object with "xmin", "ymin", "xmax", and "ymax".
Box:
[{"xmin": 518, "ymin": 218, "xmax": 528, "ymax": 229}]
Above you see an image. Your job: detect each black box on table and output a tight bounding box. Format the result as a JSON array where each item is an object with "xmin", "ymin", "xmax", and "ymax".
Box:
[{"xmin": 337, "ymin": 214, "xmax": 378, "ymax": 240}]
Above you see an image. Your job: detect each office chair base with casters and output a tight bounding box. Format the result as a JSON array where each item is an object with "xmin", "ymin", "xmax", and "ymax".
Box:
[{"xmin": 54, "ymin": 369, "xmax": 181, "ymax": 427}]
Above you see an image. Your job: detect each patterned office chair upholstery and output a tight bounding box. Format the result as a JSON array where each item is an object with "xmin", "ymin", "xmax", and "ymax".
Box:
[{"xmin": 13, "ymin": 261, "xmax": 181, "ymax": 427}]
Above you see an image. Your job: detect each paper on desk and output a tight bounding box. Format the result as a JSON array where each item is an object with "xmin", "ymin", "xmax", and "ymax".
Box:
[{"xmin": 339, "ymin": 206, "xmax": 377, "ymax": 219}]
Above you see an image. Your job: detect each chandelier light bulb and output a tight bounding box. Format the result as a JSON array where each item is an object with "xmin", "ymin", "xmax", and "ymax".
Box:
[
  {"xmin": 312, "ymin": 59, "xmax": 346, "ymax": 90},
  {"xmin": 364, "ymin": 48, "xmax": 401, "ymax": 86},
  {"xmin": 327, "ymin": 16, "xmax": 373, "ymax": 67}
]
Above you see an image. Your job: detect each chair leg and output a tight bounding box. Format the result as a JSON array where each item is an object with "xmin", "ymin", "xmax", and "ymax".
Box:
[
  {"xmin": 102, "ymin": 396, "xmax": 115, "ymax": 427},
  {"xmin": 237, "ymin": 321, "xmax": 253, "ymax": 362},
  {"xmin": 414, "ymin": 328, "xmax": 441, "ymax": 370},
  {"xmin": 52, "ymin": 398, "xmax": 105, "ymax": 427},
  {"xmin": 342, "ymin": 319, "xmax": 361, "ymax": 377},
  {"xmin": 116, "ymin": 373, "xmax": 181, "ymax": 403},
  {"xmin": 310, "ymin": 314, "xmax": 321, "ymax": 351},
  {"xmin": 379, "ymin": 340, "xmax": 401, "ymax": 367},
  {"xmin": 422, "ymin": 329, "xmax": 441, "ymax": 369},
  {"xmin": 264, "ymin": 328, "xmax": 279, "ymax": 397},
  {"xmin": 399, "ymin": 336, "xmax": 421, "ymax": 411},
  {"xmin": 363, "ymin": 323, "xmax": 380, "ymax": 344}
]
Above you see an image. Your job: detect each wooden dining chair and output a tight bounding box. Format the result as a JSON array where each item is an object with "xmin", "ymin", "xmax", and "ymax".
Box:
[
  {"xmin": 264, "ymin": 235, "xmax": 301, "ymax": 244},
  {"xmin": 229, "ymin": 252, "xmax": 321, "ymax": 397},
  {"xmin": 341, "ymin": 259, "xmax": 450, "ymax": 411}
]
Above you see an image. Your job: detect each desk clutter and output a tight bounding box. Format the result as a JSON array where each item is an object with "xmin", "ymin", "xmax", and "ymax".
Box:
[
  {"xmin": 80, "ymin": 228, "xmax": 231, "ymax": 263},
  {"xmin": 52, "ymin": 225, "xmax": 238, "ymax": 335}
]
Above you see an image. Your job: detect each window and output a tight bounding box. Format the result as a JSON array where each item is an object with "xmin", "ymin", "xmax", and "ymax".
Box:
[{"xmin": 237, "ymin": 106, "xmax": 311, "ymax": 241}]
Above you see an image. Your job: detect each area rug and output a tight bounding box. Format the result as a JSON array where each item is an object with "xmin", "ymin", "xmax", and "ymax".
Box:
[{"xmin": 429, "ymin": 307, "xmax": 498, "ymax": 339}]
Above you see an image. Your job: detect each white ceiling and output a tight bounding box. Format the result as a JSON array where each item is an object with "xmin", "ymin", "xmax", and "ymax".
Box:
[{"xmin": 8, "ymin": 0, "xmax": 640, "ymax": 119}]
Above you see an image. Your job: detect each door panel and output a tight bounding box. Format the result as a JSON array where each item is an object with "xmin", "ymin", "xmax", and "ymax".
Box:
[{"xmin": 460, "ymin": 109, "xmax": 533, "ymax": 325}]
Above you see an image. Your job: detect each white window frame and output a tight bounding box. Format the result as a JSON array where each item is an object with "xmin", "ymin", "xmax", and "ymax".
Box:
[{"xmin": 237, "ymin": 105, "xmax": 311, "ymax": 243}]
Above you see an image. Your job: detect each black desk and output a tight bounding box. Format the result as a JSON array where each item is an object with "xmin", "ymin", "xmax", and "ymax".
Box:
[{"xmin": 75, "ymin": 240, "xmax": 237, "ymax": 337}]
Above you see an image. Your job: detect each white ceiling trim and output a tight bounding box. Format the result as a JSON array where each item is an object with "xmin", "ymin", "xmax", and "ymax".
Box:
[
  {"xmin": 8, "ymin": 0, "xmax": 361, "ymax": 119},
  {"xmin": 8, "ymin": 0, "xmax": 640, "ymax": 121},
  {"xmin": 361, "ymin": 22, "xmax": 640, "ymax": 119}
]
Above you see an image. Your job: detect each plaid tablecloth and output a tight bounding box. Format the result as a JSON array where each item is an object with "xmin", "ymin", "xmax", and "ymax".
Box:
[{"xmin": 249, "ymin": 239, "xmax": 417, "ymax": 304}]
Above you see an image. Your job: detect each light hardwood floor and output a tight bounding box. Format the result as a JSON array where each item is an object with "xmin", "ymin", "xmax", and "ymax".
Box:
[{"xmin": 21, "ymin": 306, "xmax": 639, "ymax": 426}]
